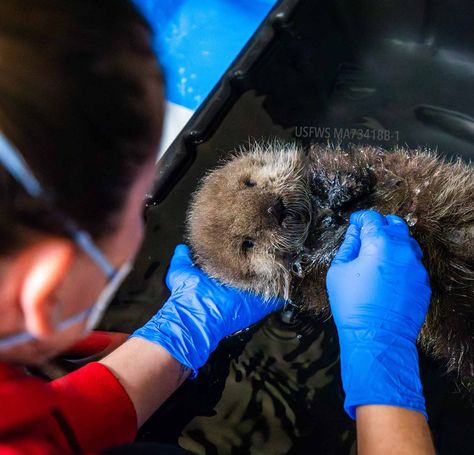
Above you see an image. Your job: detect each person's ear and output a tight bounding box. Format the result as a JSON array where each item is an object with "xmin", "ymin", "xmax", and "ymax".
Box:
[{"xmin": 19, "ymin": 239, "xmax": 75, "ymax": 338}]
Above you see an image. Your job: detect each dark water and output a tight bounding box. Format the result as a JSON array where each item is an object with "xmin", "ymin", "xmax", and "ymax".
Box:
[
  {"xmin": 138, "ymin": 315, "xmax": 357, "ymax": 455},
  {"xmin": 102, "ymin": 0, "xmax": 474, "ymax": 453}
]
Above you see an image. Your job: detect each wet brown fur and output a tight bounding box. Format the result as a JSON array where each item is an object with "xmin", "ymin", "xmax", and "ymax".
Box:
[{"xmin": 186, "ymin": 141, "xmax": 474, "ymax": 387}]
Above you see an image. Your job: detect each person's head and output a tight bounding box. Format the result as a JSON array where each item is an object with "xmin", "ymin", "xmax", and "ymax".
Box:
[{"xmin": 0, "ymin": 0, "xmax": 164, "ymax": 364}]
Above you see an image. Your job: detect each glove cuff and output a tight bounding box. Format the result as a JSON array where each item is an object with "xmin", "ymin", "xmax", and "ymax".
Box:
[
  {"xmin": 338, "ymin": 328, "xmax": 427, "ymax": 420},
  {"xmin": 130, "ymin": 307, "xmax": 214, "ymax": 379}
]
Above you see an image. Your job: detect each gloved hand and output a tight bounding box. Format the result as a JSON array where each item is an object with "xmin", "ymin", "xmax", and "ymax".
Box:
[
  {"xmin": 326, "ymin": 210, "xmax": 431, "ymax": 420},
  {"xmin": 131, "ymin": 244, "xmax": 283, "ymax": 377}
]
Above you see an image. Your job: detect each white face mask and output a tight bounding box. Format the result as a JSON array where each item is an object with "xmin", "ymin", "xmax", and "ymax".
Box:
[{"xmin": 0, "ymin": 131, "xmax": 134, "ymax": 350}]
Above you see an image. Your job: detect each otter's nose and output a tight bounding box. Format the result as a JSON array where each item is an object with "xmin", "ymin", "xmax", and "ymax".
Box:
[{"xmin": 268, "ymin": 198, "xmax": 285, "ymax": 225}]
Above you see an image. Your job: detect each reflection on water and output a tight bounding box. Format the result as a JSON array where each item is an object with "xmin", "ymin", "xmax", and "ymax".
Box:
[{"xmin": 140, "ymin": 313, "xmax": 356, "ymax": 455}]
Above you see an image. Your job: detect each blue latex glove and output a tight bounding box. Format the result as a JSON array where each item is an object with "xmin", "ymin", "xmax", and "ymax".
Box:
[
  {"xmin": 326, "ymin": 210, "xmax": 431, "ymax": 420},
  {"xmin": 131, "ymin": 244, "xmax": 283, "ymax": 377}
]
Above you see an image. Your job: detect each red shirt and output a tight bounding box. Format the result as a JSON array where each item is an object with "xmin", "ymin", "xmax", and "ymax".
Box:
[{"xmin": 0, "ymin": 361, "xmax": 137, "ymax": 454}]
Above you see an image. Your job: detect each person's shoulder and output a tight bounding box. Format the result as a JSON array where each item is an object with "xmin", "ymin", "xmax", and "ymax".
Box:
[
  {"xmin": 0, "ymin": 363, "xmax": 57, "ymax": 432},
  {"xmin": 0, "ymin": 362, "xmax": 71, "ymax": 454}
]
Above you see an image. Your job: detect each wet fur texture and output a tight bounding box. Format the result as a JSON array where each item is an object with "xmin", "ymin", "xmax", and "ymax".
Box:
[{"xmin": 186, "ymin": 141, "xmax": 474, "ymax": 387}]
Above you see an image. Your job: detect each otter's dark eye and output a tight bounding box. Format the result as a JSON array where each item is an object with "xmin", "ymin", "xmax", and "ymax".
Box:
[
  {"xmin": 242, "ymin": 239, "xmax": 255, "ymax": 252},
  {"xmin": 243, "ymin": 178, "xmax": 256, "ymax": 188}
]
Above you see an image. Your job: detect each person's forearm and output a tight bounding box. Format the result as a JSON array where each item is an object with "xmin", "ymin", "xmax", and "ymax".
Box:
[
  {"xmin": 356, "ymin": 406, "xmax": 436, "ymax": 455},
  {"xmin": 100, "ymin": 337, "xmax": 190, "ymax": 427}
]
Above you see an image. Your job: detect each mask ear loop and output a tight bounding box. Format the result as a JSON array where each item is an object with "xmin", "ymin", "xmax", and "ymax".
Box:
[
  {"xmin": 0, "ymin": 131, "xmax": 42, "ymax": 197},
  {"xmin": 83, "ymin": 260, "xmax": 134, "ymax": 332},
  {"xmin": 0, "ymin": 300, "xmax": 93, "ymax": 350}
]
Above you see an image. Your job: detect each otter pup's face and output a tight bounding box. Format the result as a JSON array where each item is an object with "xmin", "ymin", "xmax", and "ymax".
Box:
[{"xmin": 187, "ymin": 143, "xmax": 312, "ymax": 299}]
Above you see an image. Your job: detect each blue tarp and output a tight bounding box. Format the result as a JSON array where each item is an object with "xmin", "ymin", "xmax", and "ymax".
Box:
[{"xmin": 132, "ymin": 0, "xmax": 277, "ymax": 110}]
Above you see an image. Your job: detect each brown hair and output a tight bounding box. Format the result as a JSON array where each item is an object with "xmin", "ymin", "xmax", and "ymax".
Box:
[{"xmin": 0, "ymin": 0, "xmax": 164, "ymax": 253}]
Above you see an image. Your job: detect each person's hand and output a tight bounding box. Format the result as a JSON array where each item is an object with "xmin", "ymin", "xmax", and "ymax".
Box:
[
  {"xmin": 131, "ymin": 244, "xmax": 283, "ymax": 377},
  {"xmin": 326, "ymin": 210, "xmax": 431, "ymax": 420}
]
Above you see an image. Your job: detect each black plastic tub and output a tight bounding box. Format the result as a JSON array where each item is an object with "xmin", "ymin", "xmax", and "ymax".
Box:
[{"xmin": 102, "ymin": 0, "xmax": 474, "ymax": 453}]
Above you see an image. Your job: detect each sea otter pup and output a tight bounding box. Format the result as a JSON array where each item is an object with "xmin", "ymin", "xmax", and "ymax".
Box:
[{"xmin": 186, "ymin": 141, "xmax": 474, "ymax": 387}]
